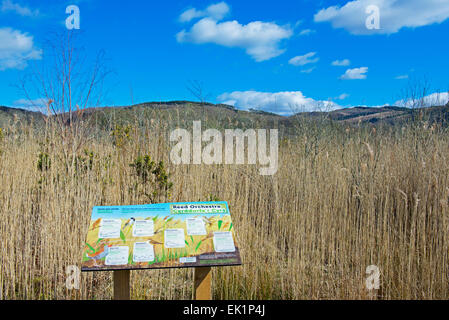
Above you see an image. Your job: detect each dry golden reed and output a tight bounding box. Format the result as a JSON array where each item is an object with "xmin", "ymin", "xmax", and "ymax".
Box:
[{"xmin": 0, "ymin": 119, "xmax": 448, "ymax": 300}]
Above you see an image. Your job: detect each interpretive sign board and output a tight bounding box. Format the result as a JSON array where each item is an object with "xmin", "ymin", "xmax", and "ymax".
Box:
[{"xmin": 81, "ymin": 201, "xmax": 241, "ymax": 271}]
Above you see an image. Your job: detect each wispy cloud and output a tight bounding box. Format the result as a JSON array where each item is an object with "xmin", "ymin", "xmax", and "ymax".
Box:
[
  {"xmin": 1, "ymin": 0, "xmax": 39, "ymax": 17},
  {"xmin": 300, "ymin": 67, "xmax": 316, "ymax": 74},
  {"xmin": 334, "ymin": 93, "xmax": 350, "ymax": 100},
  {"xmin": 299, "ymin": 29, "xmax": 315, "ymax": 36},
  {"xmin": 340, "ymin": 67, "xmax": 368, "ymax": 80},
  {"xmin": 332, "ymin": 59, "xmax": 350, "ymax": 66},
  {"xmin": 314, "ymin": 0, "xmax": 449, "ymax": 35},
  {"xmin": 395, "ymin": 74, "xmax": 409, "ymax": 80},
  {"xmin": 179, "ymin": 2, "xmax": 229, "ymax": 22},
  {"xmin": 289, "ymin": 52, "xmax": 319, "ymax": 66}
]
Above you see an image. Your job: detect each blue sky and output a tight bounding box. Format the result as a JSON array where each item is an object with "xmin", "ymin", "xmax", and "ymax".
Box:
[{"xmin": 0, "ymin": 0, "xmax": 448, "ymax": 115}]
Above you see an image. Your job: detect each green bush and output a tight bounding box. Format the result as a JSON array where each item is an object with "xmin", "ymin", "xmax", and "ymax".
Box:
[
  {"xmin": 130, "ymin": 155, "xmax": 173, "ymax": 202},
  {"xmin": 111, "ymin": 124, "xmax": 132, "ymax": 148}
]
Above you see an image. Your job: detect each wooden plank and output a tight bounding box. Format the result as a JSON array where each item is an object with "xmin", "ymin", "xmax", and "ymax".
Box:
[
  {"xmin": 194, "ymin": 267, "xmax": 212, "ymax": 300},
  {"xmin": 113, "ymin": 270, "xmax": 130, "ymax": 300}
]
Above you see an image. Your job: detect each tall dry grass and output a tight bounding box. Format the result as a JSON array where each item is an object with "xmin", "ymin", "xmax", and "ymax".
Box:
[{"xmin": 0, "ymin": 118, "xmax": 448, "ymax": 299}]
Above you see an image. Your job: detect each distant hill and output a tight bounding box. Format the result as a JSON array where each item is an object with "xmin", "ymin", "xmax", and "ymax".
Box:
[
  {"xmin": 73, "ymin": 101, "xmax": 286, "ymax": 131},
  {"xmin": 290, "ymin": 105, "xmax": 449, "ymax": 125},
  {"xmin": 0, "ymin": 106, "xmax": 45, "ymax": 128},
  {"xmin": 1, "ymin": 101, "xmax": 448, "ymax": 132}
]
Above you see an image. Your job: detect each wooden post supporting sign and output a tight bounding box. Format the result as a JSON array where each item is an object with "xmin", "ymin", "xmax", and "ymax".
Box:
[
  {"xmin": 113, "ymin": 270, "xmax": 130, "ymax": 300},
  {"xmin": 194, "ymin": 267, "xmax": 212, "ymax": 300}
]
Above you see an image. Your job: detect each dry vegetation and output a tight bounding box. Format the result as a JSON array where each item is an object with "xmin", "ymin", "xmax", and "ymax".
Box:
[{"xmin": 0, "ymin": 117, "xmax": 448, "ymax": 300}]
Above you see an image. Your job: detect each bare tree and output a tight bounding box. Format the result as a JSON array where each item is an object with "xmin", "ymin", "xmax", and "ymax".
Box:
[
  {"xmin": 186, "ymin": 80, "xmax": 211, "ymax": 121},
  {"xmin": 186, "ymin": 80, "xmax": 209, "ymax": 104},
  {"xmin": 19, "ymin": 30, "xmax": 109, "ymax": 163},
  {"xmin": 399, "ymin": 76, "xmax": 431, "ymax": 109},
  {"xmin": 396, "ymin": 76, "xmax": 435, "ymax": 125}
]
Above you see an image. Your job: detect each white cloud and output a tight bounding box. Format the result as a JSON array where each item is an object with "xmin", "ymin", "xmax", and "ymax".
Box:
[
  {"xmin": 217, "ymin": 90, "xmax": 449, "ymax": 115},
  {"xmin": 395, "ymin": 74, "xmax": 409, "ymax": 80},
  {"xmin": 179, "ymin": 2, "xmax": 230, "ymax": 22},
  {"xmin": 314, "ymin": 0, "xmax": 449, "ymax": 35},
  {"xmin": 217, "ymin": 90, "xmax": 340, "ymax": 115},
  {"xmin": 335, "ymin": 93, "xmax": 350, "ymax": 100},
  {"xmin": 289, "ymin": 52, "xmax": 319, "ymax": 66},
  {"xmin": 294, "ymin": 20, "xmax": 303, "ymax": 28},
  {"xmin": 0, "ymin": 27, "xmax": 42, "ymax": 70},
  {"xmin": 300, "ymin": 67, "xmax": 316, "ymax": 74},
  {"xmin": 13, "ymin": 98, "xmax": 47, "ymax": 112},
  {"xmin": 332, "ymin": 59, "xmax": 350, "ymax": 66},
  {"xmin": 299, "ymin": 29, "xmax": 315, "ymax": 36},
  {"xmin": 1, "ymin": 0, "xmax": 39, "ymax": 17},
  {"xmin": 177, "ymin": 18, "xmax": 292, "ymax": 61},
  {"xmin": 340, "ymin": 67, "xmax": 368, "ymax": 80},
  {"xmin": 395, "ymin": 92, "xmax": 449, "ymax": 108}
]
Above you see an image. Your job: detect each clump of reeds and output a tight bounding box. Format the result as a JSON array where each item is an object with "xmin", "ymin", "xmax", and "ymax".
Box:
[{"xmin": 0, "ymin": 118, "xmax": 448, "ymax": 299}]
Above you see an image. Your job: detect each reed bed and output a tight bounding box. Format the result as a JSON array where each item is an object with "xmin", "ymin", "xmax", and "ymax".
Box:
[{"xmin": 0, "ymin": 119, "xmax": 448, "ymax": 299}]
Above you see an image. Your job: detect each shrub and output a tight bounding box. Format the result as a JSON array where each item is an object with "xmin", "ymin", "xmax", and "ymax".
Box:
[
  {"xmin": 130, "ymin": 155, "xmax": 173, "ymax": 202},
  {"xmin": 37, "ymin": 152, "xmax": 51, "ymax": 172},
  {"xmin": 111, "ymin": 124, "xmax": 132, "ymax": 148}
]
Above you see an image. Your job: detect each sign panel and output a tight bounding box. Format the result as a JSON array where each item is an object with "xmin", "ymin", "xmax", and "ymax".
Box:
[{"xmin": 81, "ymin": 201, "xmax": 241, "ymax": 271}]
